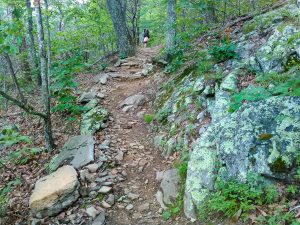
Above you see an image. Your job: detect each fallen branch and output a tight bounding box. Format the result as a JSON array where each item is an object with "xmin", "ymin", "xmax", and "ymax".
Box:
[{"xmin": 0, "ymin": 91, "xmax": 47, "ymax": 119}]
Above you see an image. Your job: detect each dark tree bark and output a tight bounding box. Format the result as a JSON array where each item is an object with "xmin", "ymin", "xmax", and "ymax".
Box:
[
  {"xmin": 166, "ymin": 0, "xmax": 177, "ymax": 50},
  {"xmin": 3, "ymin": 53, "xmax": 26, "ymax": 104},
  {"xmin": 35, "ymin": 0, "xmax": 54, "ymax": 151},
  {"xmin": 107, "ymin": 0, "xmax": 135, "ymax": 57},
  {"xmin": 26, "ymin": 0, "xmax": 41, "ymax": 86}
]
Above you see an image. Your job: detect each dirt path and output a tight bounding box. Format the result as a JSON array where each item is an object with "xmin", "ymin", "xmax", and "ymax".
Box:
[{"xmin": 84, "ymin": 47, "xmax": 192, "ymax": 225}]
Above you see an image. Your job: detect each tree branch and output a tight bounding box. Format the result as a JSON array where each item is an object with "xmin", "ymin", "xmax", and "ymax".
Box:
[{"xmin": 0, "ymin": 91, "xmax": 47, "ymax": 119}]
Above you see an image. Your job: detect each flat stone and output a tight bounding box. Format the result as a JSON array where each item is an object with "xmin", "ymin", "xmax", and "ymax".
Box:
[
  {"xmin": 101, "ymin": 201, "xmax": 112, "ymax": 208},
  {"xmin": 86, "ymin": 206, "xmax": 99, "ymax": 219},
  {"xmin": 49, "ymin": 135, "xmax": 94, "ymax": 172},
  {"xmin": 155, "ymin": 191, "xmax": 167, "ymax": 210},
  {"xmin": 126, "ymin": 204, "xmax": 134, "ymax": 210},
  {"xmin": 160, "ymin": 169, "xmax": 180, "ymax": 205},
  {"xmin": 92, "ymin": 212, "xmax": 106, "ymax": 225},
  {"xmin": 29, "ymin": 166, "xmax": 79, "ymax": 218},
  {"xmin": 94, "ymin": 74, "xmax": 109, "ymax": 85},
  {"xmin": 86, "ymin": 163, "xmax": 99, "ymax": 173},
  {"xmin": 79, "ymin": 92, "xmax": 97, "ymax": 103},
  {"xmin": 99, "ymin": 186, "xmax": 112, "ymax": 194},
  {"xmin": 115, "ymin": 151, "xmax": 124, "ymax": 161},
  {"xmin": 97, "ymin": 93, "xmax": 105, "ymax": 99},
  {"xmin": 127, "ymin": 193, "xmax": 139, "ymax": 200},
  {"xmin": 119, "ymin": 94, "xmax": 146, "ymax": 111},
  {"xmin": 106, "ymin": 194, "xmax": 115, "ymax": 205}
]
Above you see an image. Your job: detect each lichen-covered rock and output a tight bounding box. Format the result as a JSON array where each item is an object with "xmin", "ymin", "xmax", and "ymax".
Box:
[
  {"xmin": 83, "ymin": 99, "xmax": 99, "ymax": 112},
  {"xmin": 249, "ymin": 25, "xmax": 300, "ymax": 73},
  {"xmin": 29, "ymin": 166, "xmax": 79, "ymax": 218},
  {"xmin": 81, "ymin": 106, "xmax": 109, "ymax": 135},
  {"xmin": 185, "ymin": 97, "xmax": 300, "ymax": 219},
  {"xmin": 49, "ymin": 135, "xmax": 94, "ymax": 172}
]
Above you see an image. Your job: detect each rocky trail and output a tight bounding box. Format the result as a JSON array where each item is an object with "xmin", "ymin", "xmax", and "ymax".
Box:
[{"xmin": 25, "ymin": 46, "xmax": 193, "ymax": 225}]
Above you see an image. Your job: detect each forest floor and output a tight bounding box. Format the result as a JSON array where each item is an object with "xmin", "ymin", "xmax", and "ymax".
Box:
[{"xmin": 79, "ymin": 46, "xmax": 194, "ymax": 225}]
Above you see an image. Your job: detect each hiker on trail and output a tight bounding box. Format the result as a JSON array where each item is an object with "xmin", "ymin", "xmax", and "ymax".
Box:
[{"xmin": 143, "ymin": 29, "xmax": 150, "ymax": 47}]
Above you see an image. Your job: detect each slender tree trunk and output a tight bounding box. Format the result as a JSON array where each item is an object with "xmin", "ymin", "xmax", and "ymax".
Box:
[
  {"xmin": 166, "ymin": 0, "xmax": 177, "ymax": 50},
  {"xmin": 44, "ymin": 0, "xmax": 51, "ymax": 88},
  {"xmin": 3, "ymin": 53, "xmax": 26, "ymax": 104},
  {"xmin": 35, "ymin": 0, "xmax": 54, "ymax": 151},
  {"xmin": 107, "ymin": 0, "xmax": 135, "ymax": 57},
  {"xmin": 1, "ymin": 66, "xmax": 8, "ymax": 110},
  {"xmin": 26, "ymin": 0, "xmax": 41, "ymax": 86}
]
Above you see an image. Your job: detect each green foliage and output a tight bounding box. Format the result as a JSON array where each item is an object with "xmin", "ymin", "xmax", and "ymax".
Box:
[
  {"xmin": 200, "ymin": 173, "xmax": 282, "ymax": 222},
  {"xmin": 51, "ymin": 55, "xmax": 85, "ymax": 118},
  {"xmin": 265, "ymin": 185, "xmax": 279, "ymax": 204},
  {"xmin": 0, "ymin": 126, "xmax": 31, "ymax": 148},
  {"xmin": 257, "ymin": 208, "xmax": 299, "ymax": 225},
  {"xmin": 156, "ymin": 108, "xmax": 172, "ymax": 124},
  {"xmin": 286, "ymin": 185, "xmax": 298, "ymax": 196},
  {"xmin": 256, "ymin": 72, "xmax": 293, "ymax": 87},
  {"xmin": 202, "ymin": 178, "xmax": 264, "ymax": 218},
  {"xmin": 143, "ymin": 114, "xmax": 154, "ymax": 124},
  {"xmin": 208, "ymin": 40, "xmax": 237, "ymax": 62},
  {"xmin": 163, "ymin": 48, "xmax": 185, "ymax": 73},
  {"xmin": 5, "ymin": 148, "xmax": 41, "ymax": 165},
  {"xmin": 0, "ymin": 178, "xmax": 22, "ymax": 217},
  {"xmin": 229, "ymin": 85, "xmax": 272, "ymax": 112}
]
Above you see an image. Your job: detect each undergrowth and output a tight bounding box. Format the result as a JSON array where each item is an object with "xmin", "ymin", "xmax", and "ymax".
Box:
[{"xmin": 0, "ymin": 178, "xmax": 22, "ymax": 217}]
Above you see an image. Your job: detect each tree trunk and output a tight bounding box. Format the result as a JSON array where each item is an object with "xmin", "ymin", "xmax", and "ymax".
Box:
[
  {"xmin": 26, "ymin": 0, "xmax": 41, "ymax": 86},
  {"xmin": 107, "ymin": 0, "xmax": 135, "ymax": 57},
  {"xmin": 44, "ymin": 0, "xmax": 51, "ymax": 88},
  {"xmin": 35, "ymin": 0, "xmax": 54, "ymax": 151},
  {"xmin": 1, "ymin": 66, "xmax": 8, "ymax": 110},
  {"xmin": 166, "ymin": 0, "xmax": 177, "ymax": 50},
  {"xmin": 3, "ymin": 53, "xmax": 26, "ymax": 104}
]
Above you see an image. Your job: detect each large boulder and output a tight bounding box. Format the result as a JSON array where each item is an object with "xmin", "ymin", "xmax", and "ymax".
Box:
[
  {"xmin": 29, "ymin": 165, "xmax": 79, "ymax": 218},
  {"xmin": 185, "ymin": 97, "xmax": 300, "ymax": 219},
  {"xmin": 81, "ymin": 106, "xmax": 109, "ymax": 135},
  {"xmin": 49, "ymin": 135, "xmax": 94, "ymax": 172}
]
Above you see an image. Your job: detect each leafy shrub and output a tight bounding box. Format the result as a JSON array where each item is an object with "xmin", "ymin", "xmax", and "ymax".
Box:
[
  {"xmin": 203, "ymin": 178, "xmax": 264, "ymax": 218},
  {"xmin": 5, "ymin": 148, "xmax": 41, "ymax": 165},
  {"xmin": 208, "ymin": 40, "xmax": 237, "ymax": 62},
  {"xmin": 143, "ymin": 114, "xmax": 154, "ymax": 124},
  {"xmin": 0, "ymin": 178, "xmax": 22, "ymax": 217},
  {"xmin": 257, "ymin": 208, "xmax": 299, "ymax": 225},
  {"xmin": 156, "ymin": 108, "xmax": 172, "ymax": 124},
  {"xmin": 51, "ymin": 55, "xmax": 85, "ymax": 119},
  {"xmin": 200, "ymin": 175, "xmax": 279, "ymax": 220},
  {"xmin": 0, "ymin": 126, "xmax": 31, "ymax": 148},
  {"xmin": 229, "ymin": 85, "xmax": 272, "ymax": 112},
  {"xmin": 163, "ymin": 48, "xmax": 184, "ymax": 73}
]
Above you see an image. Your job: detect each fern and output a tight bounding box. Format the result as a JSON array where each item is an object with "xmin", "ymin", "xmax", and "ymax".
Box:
[
  {"xmin": 208, "ymin": 40, "xmax": 237, "ymax": 62},
  {"xmin": 229, "ymin": 85, "xmax": 272, "ymax": 112}
]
